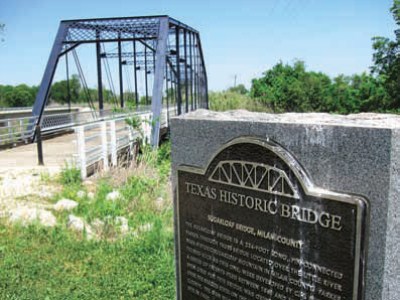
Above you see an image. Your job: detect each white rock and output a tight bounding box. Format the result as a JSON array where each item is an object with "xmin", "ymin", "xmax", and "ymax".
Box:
[
  {"xmin": 67, "ymin": 214, "xmax": 94, "ymax": 239},
  {"xmin": 9, "ymin": 207, "xmax": 57, "ymax": 227},
  {"xmin": 115, "ymin": 216, "xmax": 129, "ymax": 234},
  {"xmin": 106, "ymin": 190, "xmax": 121, "ymax": 202},
  {"xmin": 67, "ymin": 214, "xmax": 85, "ymax": 232},
  {"xmin": 76, "ymin": 190, "xmax": 86, "ymax": 199},
  {"xmin": 53, "ymin": 199, "xmax": 78, "ymax": 212},
  {"xmin": 38, "ymin": 210, "xmax": 57, "ymax": 227},
  {"xmin": 115, "ymin": 216, "xmax": 128, "ymax": 226}
]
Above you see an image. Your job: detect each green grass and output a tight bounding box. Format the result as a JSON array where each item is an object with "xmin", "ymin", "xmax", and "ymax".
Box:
[
  {"xmin": 0, "ymin": 224, "xmax": 175, "ymax": 299},
  {"xmin": 0, "ymin": 143, "xmax": 176, "ymax": 299},
  {"xmin": 209, "ymin": 90, "xmax": 272, "ymax": 112},
  {"xmin": 59, "ymin": 163, "xmax": 81, "ymax": 186},
  {"xmin": 39, "ymin": 171, "xmax": 51, "ymax": 184}
]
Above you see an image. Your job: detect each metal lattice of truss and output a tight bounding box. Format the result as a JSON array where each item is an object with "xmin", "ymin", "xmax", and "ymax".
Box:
[
  {"xmin": 209, "ymin": 160, "xmax": 300, "ymax": 199},
  {"xmin": 31, "ymin": 15, "xmax": 208, "ymax": 146}
]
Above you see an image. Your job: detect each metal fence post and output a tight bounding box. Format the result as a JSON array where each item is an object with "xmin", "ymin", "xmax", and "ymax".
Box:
[
  {"xmin": 109, "ymin": 120, "xmax": 117, "ymax": 166},
  {"xmin": 35, "ymin": 125, "xmax": 44, "ymax": 166},
  {"xmin": 19, "ymin": 119, "xmax": 25, "ymax": 142},
  {"xmin": 7, "ymin": 120, "xmax": 12, "ymax": 142},
  {"xmin": 101, "ymin": 122, "xmax": 109, "ymax": 171},
  {"xmin": 76, "ymin": 126, "xmax": 87, "ymax": 179}
]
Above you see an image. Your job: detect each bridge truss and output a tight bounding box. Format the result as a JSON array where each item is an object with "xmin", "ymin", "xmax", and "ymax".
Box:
[{"xmin": 31, "ymin": 15, "xmax": 208, "ymax": 146}]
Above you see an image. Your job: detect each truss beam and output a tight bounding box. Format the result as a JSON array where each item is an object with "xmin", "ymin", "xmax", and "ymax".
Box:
[{"xmin": 31, "ymin": 15, "xmax": 208, "ymax": 149}]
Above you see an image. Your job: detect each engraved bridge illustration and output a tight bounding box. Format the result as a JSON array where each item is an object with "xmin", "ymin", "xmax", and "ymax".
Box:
[{"xmin": 209, "ymin": 160, "xmax": 300, "ymax": 199}]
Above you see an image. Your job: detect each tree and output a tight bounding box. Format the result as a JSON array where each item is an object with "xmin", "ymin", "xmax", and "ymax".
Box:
[
  {"xmin": 371, "ymin": 0, "xmax": 400, "ymax": 110},
  {"xmin": 228, "ymin": 84, "xmax": 248, "ymax": 95},
  {"xmin": 301, "ymin": 71, "xmax": 331, "ymax": 111},
  {"xmin": 250, "ymin": 60, "xmax": 332, "ymax": 112},
  {"xmin": 326, "ymin": 75, "xmax": 356, "ymax": 113},
  {"xmin": 250, "ymin": 60, "xmax": 387, "ymax": 114},
  {"xmin": 0, "ymin": 85, "xmax": 13, "ymax": 106},
  {"xmin": 49, "ymin": 75, "xmax": 81, "ymax": 104},
  {"xmin": 1, "ymin": 84, "xmax": 36, "ymax": 107},
  {"xmin": 351, "ymin": 73, "xmax": 388, "ymax": 112}
]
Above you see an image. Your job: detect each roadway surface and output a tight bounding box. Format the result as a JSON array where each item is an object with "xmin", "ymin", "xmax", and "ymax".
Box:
[{"xmin": 0, "ymin": 133, "xmax": 77, "ymax": 174}]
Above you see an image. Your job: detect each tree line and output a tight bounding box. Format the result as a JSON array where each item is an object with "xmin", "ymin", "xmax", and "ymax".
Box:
[
  {"xmin": 1, "ymin": 1, "xmax": 400, "ymax": 113},
  {"xmin": 0, "ymin": 84, "xmax": 38, "ymax": 107},
  {"xmin": 212, "ymin": 0, "xmax": 400, "ymax": 114},
  {"xmin": 0, "ymin": 75, "xmax": 145, "ymax": 108},
  {"xmin": 249, "ymin": 61, "xmax": 387, "ymax": 113}
]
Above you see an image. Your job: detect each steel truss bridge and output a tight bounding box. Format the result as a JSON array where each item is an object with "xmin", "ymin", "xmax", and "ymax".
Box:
[
  {"xmin": 209, "ymin": 160, "xmax": 300, "ymax": 199},
  {"xmin": 25, "ymin": 15, "xmax": 208, "ymax": 149}
]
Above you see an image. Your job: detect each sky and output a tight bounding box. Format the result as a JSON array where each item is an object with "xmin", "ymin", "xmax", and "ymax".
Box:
[{"xmin": 0, "ymin": 0, "xmax": 396, "ymax": 91}]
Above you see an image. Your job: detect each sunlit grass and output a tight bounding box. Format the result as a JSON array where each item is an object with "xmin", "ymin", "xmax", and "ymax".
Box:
[{"xmin": 0, "ymin": 142, "xmax": 175, "ymax": 300}]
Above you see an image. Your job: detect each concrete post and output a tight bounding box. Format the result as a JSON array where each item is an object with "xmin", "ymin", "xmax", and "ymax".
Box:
[
  {"xmin": 109, "ymin": 120, "xmax": 117, "ymax": 166},
  {"xmin": 76, "ymin": 126, "xmax": 86, "ymax": 179},
  {"xmin": 101, "ymin": 122, "xmax": 109, "ymax": 171}
]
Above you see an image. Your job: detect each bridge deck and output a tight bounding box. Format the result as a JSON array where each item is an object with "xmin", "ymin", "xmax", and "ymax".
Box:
[{"xmin": 0, "ymin": 133, "xmax": 76, "ymax": 175}]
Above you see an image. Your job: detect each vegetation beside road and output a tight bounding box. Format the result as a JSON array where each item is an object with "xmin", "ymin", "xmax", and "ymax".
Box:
[
  {"xmin": 211, "ymin": 1, "xmax": 400, "ymax": 114},
  {"xmin": 0, "ymin": 143, "xmax": 176, "ymax": 300},
  {"xmin": 2, "ymin": 2, "xmax": 400, "ymax": 114},
  {"xmin": 2, "ymin": 0, "xmax": 400, "ymax": 115}
]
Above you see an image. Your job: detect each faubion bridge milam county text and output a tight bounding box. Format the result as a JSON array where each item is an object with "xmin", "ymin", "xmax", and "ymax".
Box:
[{"xmin": 0, "ymin": 16, "xmax": 208, "ymax": 177}]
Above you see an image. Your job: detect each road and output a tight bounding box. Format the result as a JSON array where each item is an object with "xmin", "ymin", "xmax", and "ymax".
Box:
[{"xmin": 0, "ymin": 132, "xmax": 77, "ymax": 174}]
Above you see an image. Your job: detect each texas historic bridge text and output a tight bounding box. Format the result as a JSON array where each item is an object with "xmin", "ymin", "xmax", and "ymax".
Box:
[
  {"xmin": 179, "ymin": 181, "xmax": 347, "ymax": 300},
  {"xmin": 185, "ymin": 182, "xmax": 343, "ymax": 232}
]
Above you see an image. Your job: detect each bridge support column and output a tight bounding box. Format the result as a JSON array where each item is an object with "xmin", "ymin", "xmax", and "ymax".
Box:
[
  {"xmin": 31, "ymin": 22, "xmax": 68, "ymax": 139},
  {"xmin": 175, "ymin": 26, "xmax": 182, "ymax": 115},
  {"xmin": 184, "ymin": 29, "xmax": 189, "ymax": 113},
  {"xmin": 150, "ymin": 17, "xmax": 169, "ymax": 148},
  {"xmin": 118, "ymin": 34, "xmax": 124, "ymax": 108},
  {"xmin": 133, "ymin": 39, "xmax": 139, "ymax": 108}
]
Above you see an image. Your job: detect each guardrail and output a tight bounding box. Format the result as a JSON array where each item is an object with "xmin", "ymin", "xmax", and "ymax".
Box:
[
  {"xmin": 0, "ymin": 116, "xmax": 34, "ymax": 145},
  {"xmin": 0, "ymin": 106, "xmax": 33, "ymax": 111},
  {"xmin": 0, "ymin": 106, "xmax": 152, "ymax": 146},
  {"xmin": 73, "ymin": 107, "xmax": 176, "ymax": 179},
  {"xmin": 74, "ymin": 113, "xmax": 149, "ymax": 179}
]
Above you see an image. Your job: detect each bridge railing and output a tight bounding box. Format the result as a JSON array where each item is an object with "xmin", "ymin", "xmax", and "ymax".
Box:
[
  {"xmin": 0, "ymin": 106, "xmax": 152, "ymax": 146},
  {"xmin": 0, "ymin": 106, "xmax": 33, "ymax": 111},
  {"xmin": 73, "ymin": 112, "xmax": 153, "ymax": 179},
  {"xmin": 72, "ymin": 106, "xmax": 180, "ymax": 179},
  {"xmin": 0, "ymin": 115, "xmax": 35, "ymax": 145},
  {"xmin": 0, "ymin": 104, "xmax": 180, "ymax": 149}
]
